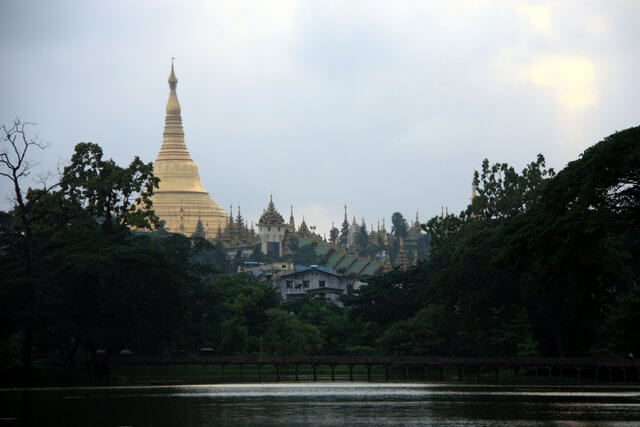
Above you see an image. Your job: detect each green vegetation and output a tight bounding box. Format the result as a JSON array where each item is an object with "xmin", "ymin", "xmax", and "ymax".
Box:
[
  {"xmin": 348, "ymin": 126, "xmax": 640, "ymax": 358},
  {"xmin": 1, "ymin": 121, "xmax": 638, "ymax": 383}
]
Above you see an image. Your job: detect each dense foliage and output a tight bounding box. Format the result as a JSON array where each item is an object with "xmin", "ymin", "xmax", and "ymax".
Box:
[
  {"xmin": 348, "ymin": 126, "xmax": 640, "ymax": 357},
  {"xmin": 1, "ymin": 127, "xmax": 639, "ymax": 379}
]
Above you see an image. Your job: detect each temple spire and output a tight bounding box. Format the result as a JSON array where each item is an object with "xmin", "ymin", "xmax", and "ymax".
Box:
[
  {"xmin": 168, "ymin": 57, "xmax": 177, "ymax": 89},
  {"xmin": 289, "ymin": 205, "xmax": 295, "ymax": 231},
  {"xmin": 151, "ymin": 61, "xmax": 228, "ymax": 237},
  {"xmin": 157, "ymin": 61, "xmax": 190, "ymax": 162}
]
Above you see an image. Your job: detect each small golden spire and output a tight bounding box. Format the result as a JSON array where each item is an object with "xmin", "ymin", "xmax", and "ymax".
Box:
[{"xmin": 168, "ymin": 57, "xmax": 178, "ymax": 88}]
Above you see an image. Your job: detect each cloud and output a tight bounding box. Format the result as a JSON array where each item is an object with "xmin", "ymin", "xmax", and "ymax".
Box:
[
  {"xmin": 523, "ymin": 55, "xmax": 597, "ymax": 108},
  {"xmin": 0, "ymin": 0, "xmax": 637, "ymax": 235},
  {"xmin": 512, "ymin": 1, "xmax": 552, "ymax": 34}
]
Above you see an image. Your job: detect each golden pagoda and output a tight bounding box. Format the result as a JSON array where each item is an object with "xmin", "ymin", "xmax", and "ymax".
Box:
[{"xmin": 151, "ymin": 61, "xmax": 228, "ymax": 236}]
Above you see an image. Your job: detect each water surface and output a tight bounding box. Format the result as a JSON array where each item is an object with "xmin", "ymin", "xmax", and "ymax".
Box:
[{"xmin": 2, "ymin": 382, "xmax": 640, "ymax": 426}]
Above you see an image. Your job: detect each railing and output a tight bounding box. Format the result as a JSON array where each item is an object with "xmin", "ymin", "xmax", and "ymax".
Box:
[{"xmin": 97, "ymin": 354, "xmax": 640, "ymax": 368}]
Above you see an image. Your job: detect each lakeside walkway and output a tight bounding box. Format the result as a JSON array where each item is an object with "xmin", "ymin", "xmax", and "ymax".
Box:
[{"xmin": 98, "ymin": 355, "xmax": 640, "ymax": 382}]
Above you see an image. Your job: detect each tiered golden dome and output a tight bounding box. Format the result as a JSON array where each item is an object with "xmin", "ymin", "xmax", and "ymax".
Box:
[{"xmin": 150, "ymin": 62, "xmax": 228, "ymax": 237}]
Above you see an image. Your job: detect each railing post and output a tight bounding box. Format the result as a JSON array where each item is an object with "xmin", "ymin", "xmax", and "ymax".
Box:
[
  {"xmin": 294, "ymin": 364, "xmax": 299, "ymax": 381},
  {"xmin": 330, "ymin": 364, "xmax": 336, "ymax": 381},
  {"xmin": 366, "ymin": 364, "xmax": 372, "ymax": 381},
  {"xmin": 312, "ymin": 364, "xmax": 317, "ymax": 381},
  {"xmin": 384, "ymin": 365, "xmax": 390, "ymax": 381}
]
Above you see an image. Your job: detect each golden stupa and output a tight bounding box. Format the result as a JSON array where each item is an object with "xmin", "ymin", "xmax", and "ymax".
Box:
[{"xmin": 150, "ymin": 61, "xmax": 228, "ymax": 237}]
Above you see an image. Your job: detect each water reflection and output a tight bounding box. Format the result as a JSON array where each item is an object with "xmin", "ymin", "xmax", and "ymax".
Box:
[{"xmin": 2, "ymin": 383, "xmax": 640, "ymax": 426}]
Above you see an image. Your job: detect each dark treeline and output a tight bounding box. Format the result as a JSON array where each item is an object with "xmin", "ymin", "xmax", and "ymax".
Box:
[
  {"xmin": 1, "ymin": 123, "xmax": 639, "ymax": 378},
  {"xmin": 356, "ymin": 126, "xmax": 640, "ymax": 358}
]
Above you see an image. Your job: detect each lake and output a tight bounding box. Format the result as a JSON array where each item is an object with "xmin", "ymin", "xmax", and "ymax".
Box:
[{"xmin": 2, "ymin": 382, "xmax": 640, "ymax": 426}]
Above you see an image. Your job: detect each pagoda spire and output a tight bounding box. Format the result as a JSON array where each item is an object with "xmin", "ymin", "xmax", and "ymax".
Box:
[
  {"xmin": 168, "ymin": 57, "xmax": 177, "ymax": 89},
  {"xmin": 157, "ymin": 61, "xmax": 192, "ymax": 162},
  {"xmin": 289, "ymin": 205, "xmax": 295, "ymax": 231},
  {"xmin": 150, "ymin": 60, "xmax": 229, "ymax": 236}
]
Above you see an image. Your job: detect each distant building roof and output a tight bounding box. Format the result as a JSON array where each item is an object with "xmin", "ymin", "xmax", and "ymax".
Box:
[
  {"xmin": 360, "ymin": 262, "xmax": 383, "ymax": 276},
  {"xmin": 346, "ymin": 258, "xmax": 368, "ymax": 275},
  {"xmin": 335, "ymin": 255, "xmax": 357, "ymax": 272},
  {"xmin": 326, "ymin": 252, "xmax": 345, "ymax": 267},
  {"xmin": 291, "ymin": 236, "xmax": 384, "ymax": 278},
  {"xmin": 281, "ymin": 266, "xmax": 342, "ymax": 279}
]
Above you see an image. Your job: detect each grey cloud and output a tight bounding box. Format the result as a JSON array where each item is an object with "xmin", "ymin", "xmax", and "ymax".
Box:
[{"xmin": 1, "ymin": 0, "xmax": 638, "ymax": 235}]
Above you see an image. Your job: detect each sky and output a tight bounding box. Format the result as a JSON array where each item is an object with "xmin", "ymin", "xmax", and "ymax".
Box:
[{"xmin": 1, "ymin": 0, "xmax": 639, "ymax": 235}]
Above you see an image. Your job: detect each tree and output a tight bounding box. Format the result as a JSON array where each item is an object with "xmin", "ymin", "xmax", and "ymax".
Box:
[
  {"xmin": 205, "ymin": 274, "xmax": 280, "ymax": 352},
  {"xmin": 391, "ymin": 212, "xmax": 408, "ymax": 239},
  {"xmin": 329, "ymin": 226, "xmax": 339, "ymax": 245},
  {"xmin": 61, "ymin": 142, "xmax": 159, "ymax": 232},
  {"xmin": 425, "ymin": 213, "xmax": 463, "ymax": 249},
  {"xmin": 378, "ymin": 304, "xmax": 451, "ymax": 356},
  {"xmin": 339, "ymin": 217, "xmax": 349, "ymax": 247},
  {"xmin": 287, "ymin": 234, "xmax": 300, "ymax": 252},
  {"xmin": 354, "ymin": 222, "xmax": 369, "ymax": 256},
  {"xmin": 220, "ymin": 318, "xmax": 249, "ymax": 354},
  {"xmin": 286, "ymin": 297, "xmax": 380, "ymax": 355},
  {"xmin": 292, "ymin": 242, "xmax": 318, "ymax": 265},
  {"xmin": 192, "ymin": 219, "xmax": 206, "ymax": 239},
  {"xmin": 467, "ymin": 154, "xmax": 554, "ymax": 220},
  {"xmin": 596, "ymin": 283, "xmax": 640, "ymax": 356},
  {"xmin": 500, "ymin": 127, "xmax": 640, "ymax": 355},
  {"xmin": 263, "ymin": 308, "xmax": 321, "ymax": 355},
  {"xmin": 0, "ymin": 119, "xmax": 51, "ymax": 370}
]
